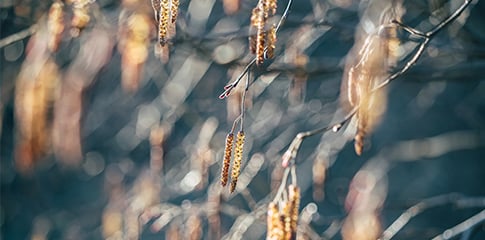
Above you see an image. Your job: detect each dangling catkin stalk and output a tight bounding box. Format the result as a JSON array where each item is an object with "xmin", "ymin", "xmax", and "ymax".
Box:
[
  {"xmin": 230, "ymin": 131, "xmax": 245, "ymax": 193},
  {"xmin": 220, "ymin": 133, "xmax": 234, "ymax": 187}
]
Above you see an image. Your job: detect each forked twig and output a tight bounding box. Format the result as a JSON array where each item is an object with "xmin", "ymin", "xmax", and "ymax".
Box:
[
  {"xmin": 280, "ymin": 0, "xmax": 473, "ymax": 166},
  {"xmin": 219, "ymin": 0, "xmax": 293, "ymax": 100}
]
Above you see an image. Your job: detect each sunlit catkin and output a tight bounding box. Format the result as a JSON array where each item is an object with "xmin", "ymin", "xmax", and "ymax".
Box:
[
  {"xmin": 170, "ymin": 0, "xmax": 179, "ymax": 24},
  {"xmin": 267, "ymin": 202, "xmax": 284, "ymax": 240},
  {"xmin": 281, "ymin": 200, "xmax": 292, "ymax": 240},
  {"xmin": 268, "ymin": 0, "xmax": 277, "ymax": 15},
  {"xmin": 255, "ymin": 1, "xmax": 267, "ymax": 65},
  {"xmin": 265, "ymin": 24, "xmax": 276, "ymax": 60},
  {"xmin": 220, "ymin": 133, "xmax": 234, "ymax": 187},
  {"xmin": 289, "ymin": 184, "xmax": 300, "ymax": 236},
  {"xmin": 158, "ymin": 0, "xmax": 170, "ymax": 46},
  {"xmin": 71, "ymin": 0, "xmax": 90, "ymax": 36},
  {"xmin": 250, "ymin": 0, "xmax": 278, "ymax": 65},
  {"xmin": 230, "ymin": 131, "xmax": 245, "ymax": 193},
  {"xmin": 168, "ymin": 0, "xmax": 179, "ymax": 38},
  {"xmin": 47, "ymin": 1, "xmax": 64, "ymax": 52}
]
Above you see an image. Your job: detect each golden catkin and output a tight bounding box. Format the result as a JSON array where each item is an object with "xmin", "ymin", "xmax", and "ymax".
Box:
[
  {"xmin": 220, "ymin": 133, "xmax": 234, "ymax": 187},
  {"xmin": 268, "ymin": 0, "xmax": 277, "ymax": 15},
  {"xmin": 249, "ymin": 7, "xmax": 260, "ymax": 55},
  {"xmin": 230, "ymin": 131, "xmax": 245, "ymax": 193},
  {"xmin": 168, "ymin": 0, "xmax": 179, "ymax": 38},
  {"xmin": 250, "ymin": 0, "xmax": 278, "ymax": 65},
  {"xmin": 47, "ymin": 1, "xmax": 64, "ymax": 52},
  {"xmin": 288, "ymin": 184, "xmax": 300, "ymax": 236},
  {"xmin": 71, "ymin": 0, "xmax": 90, "ymax": 35},
  {"xmin": 281, "ymin": 201, "xmax": 292, "ymax": 240},
  {"xmin": 265, "ymin": 24, "xmax": 276, "ymax": 60},
  {"xmin": 158, "ymin": 0, "xmax": 170, "ymax": 46},
  {"xmin": 255, "ymin": 1, "xmax": 267, "ymax": 65},
  {"xmin": 267, "ymin": 202, "xmax": 285, "ymax": 240},
  {"xmin": 170, "ymin": 0, "xmax": 179, "ymax": 24}
]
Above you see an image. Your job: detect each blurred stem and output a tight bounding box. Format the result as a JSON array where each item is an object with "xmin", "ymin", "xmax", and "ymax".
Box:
[{"xmin": 0, "ymin": 24, "xmax": 37, "ymax": 48}]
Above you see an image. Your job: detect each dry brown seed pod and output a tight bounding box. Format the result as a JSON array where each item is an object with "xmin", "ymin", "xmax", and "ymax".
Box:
[
  {"xmin": 220, "ymin": 133, "xmax": 234, "ymax": 187},
  {"xmin": 47, "ymin": 1, "xmax": 64, "ymax": 52},
  {"xmin": 230, "ymin": 131, "xmax": 245, "ymax": 193}
]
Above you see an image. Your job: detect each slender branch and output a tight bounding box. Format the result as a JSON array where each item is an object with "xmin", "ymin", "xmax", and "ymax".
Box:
[
  {"xmin": 272, "ymin": 167, "xmax": 290, "ymax": 203},
  {"xmin": 431, "ymin": 209, "xmax": 485, "ymax": 240},
  {"xmin": 280, "ymin": 0, "xmax": 473, "ymax": 166},
  {"xmin": 380, "ymin": 194, "xmax": 485, "ymax": 240},
  {"xmin": 0, "ymin": 24, "xmax": 38, "ymax": 48},
  {"xmin": 219, "ymin": 0, "xmax": 293, "ymax": 99}
]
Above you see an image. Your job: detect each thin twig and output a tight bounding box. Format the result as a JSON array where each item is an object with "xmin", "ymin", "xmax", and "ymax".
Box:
[
  {"xmin": 0, "ymin": 24, "xmax": 38, "ymax": 48},
  {"xmin": 272, "ymin": 167, "xmax": 290, "ymax": 203},
  {"xmin": 431, "ymin": 209, "xmax": 485, "ymax": 240},
  {"xmin": 219, "ymin": 0, "xmax": 293, "ymax": 99},
  {"xmin": 281, "ymin": 0, "xmax": 473, "ymax": 166},
  {"xmin": 380, "ymin": 194, "xmax": 485, "ymax": 240}
]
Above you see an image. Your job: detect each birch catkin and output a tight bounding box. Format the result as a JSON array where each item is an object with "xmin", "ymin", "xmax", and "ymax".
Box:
[
  {"xmin": 158, "ymin": 0, "xmax": 170, "ymax": 46},
  {"xmin": 250, "ymin": 0, "xmax": 278, "ymax": 65},
  {"xmin": 220, "ymin": 133, "xmax": 234, "ymax": 187},
  {"xmin": 288, "ymin": 184, "xmax": 300, "ymax": 236},
  {"xmin": 267, "ymin": 202, "xmax": 284, "ymax": 240},
  {"xmin": 230, "ymin": 131, "xmax": 245, "ymax": 193},
  {"xmin": 47, "ymin": 1, "xmax": 64, "ymax": 52}
]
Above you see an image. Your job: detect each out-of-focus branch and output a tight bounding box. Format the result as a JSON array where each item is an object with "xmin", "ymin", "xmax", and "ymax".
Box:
[
  {"xmin": 431, "ymin": 209, "xmax": 485, "ymax": 240},
  {"xmin": 278, "ymin": 0, "xmax": 474, "ymax": 168},
  {"xmin": 0, "ymin": 24, "xmax": 37, "ymax": 48},
  {"xmin": 381, "ymin": 194, "xmax": 485, "ymax": 240}
]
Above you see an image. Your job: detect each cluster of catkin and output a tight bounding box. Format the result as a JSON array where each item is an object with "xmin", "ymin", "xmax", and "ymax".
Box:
[
  {"xmin": 220, "ymin": 131, "xmax": 245, "ymax": 193},
  {"xmin": 250, "ymin": 0, "xmax": 278, "ymax": 65},
  {"xmin": 267, "ymin": 184, "xmax": 300, "ymax": 240},
  {"xmin": 46, "ymin": 0, "xmax": 92, "ymax": 51},
  {"xmin": 70, "ymin": 0, "xmax": 91, "ymax": 36}
]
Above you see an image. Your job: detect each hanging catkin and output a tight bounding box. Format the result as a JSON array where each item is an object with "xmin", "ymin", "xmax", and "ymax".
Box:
[
  {"xmin": 47, "ymin": 1, "xmax": 64, "ymax": 52},
  {"xmin": 288, "ymin": 184, "xmax": 300, "ymax": 237},
  {"xmin": 230, "ymin": 131, "xmax": 245, "ymax": 193},
  {"xmin": 220, "ymin": 133, "xmax": 234, "ymax": 187}
]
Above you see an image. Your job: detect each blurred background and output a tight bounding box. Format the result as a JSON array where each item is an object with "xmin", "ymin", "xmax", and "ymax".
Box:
[{"xmin": 1, "ymin": 0, "xmax": 484, "ymax": 239}]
